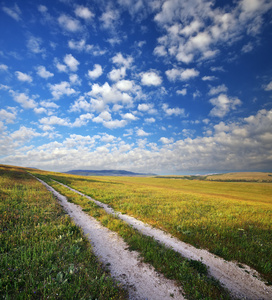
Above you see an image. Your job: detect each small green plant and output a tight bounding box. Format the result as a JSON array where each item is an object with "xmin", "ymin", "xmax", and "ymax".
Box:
[{"xmin": 0, "ymin": 165, "xmax": 127, "ymax": 299}]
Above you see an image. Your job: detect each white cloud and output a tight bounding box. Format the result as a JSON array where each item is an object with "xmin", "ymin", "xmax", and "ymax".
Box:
[
  {"xmin": 58, "ymin": 14, "xmax": 82, "ymax": 32},
  {"xmin": 108, "ymin": 67, "xmax": 126, "ymax": 81},
  {"xmin": 122, "ymin": 113, "xmax": 138, "ymax": 121},
  {"xmin": 159, "ymin": 137, "xmax": 174, "ymax": 144},
  {"xmin": 40, "ymin": 101, "xmax": 59, "ymax": 109},
  {"xmin": 55, "ymin": 62, "xmax": 67, "ymax": 73},
  {"xmin": 115, "ymin": 80, "xmax": 133, "ymax": 91},
  {"xmin": 27, "ymin": 36, "xmax": 45, "ymax": 54},
  {"xmin": 36, "ymin": 66, "xmax": 54, "ymax": 79},
  {"xmin": 68, "ymin": 39, "xmax": 87, "ymax": 51},
  {"xmin": 11, "ymin": 126, "xmax": 40, "ymax": 143},
  {"xmin": 34, "ymin": 107, "xmax": 47, "ymax": 114},
  {"xmin": 0, "ymin": 108, "xmax": 17, "ymax": 124},
  {"xmin": 208, "ymin": 84, "xmax": 228, "ymax": 96},
  {"xmin": 180, "ymin": 68, "xmax": 199, "ymax": 81},
  {"xmin": 63, "ymin": 54, "xmax": 80, "ymax": 72},
  {"xmin": 75, "ymin": 6, "xmax": 94, "ymax": 20},
  {"xmin": 88, "ymin": 64, "xmax": 103, "ymax": 79},
  {"xmin": 145, "ymin": 117, "xmax": 156, "ymax": 124},
  {"xmin": 100, "ymin": 8, "xmax": 120, "ymax": 29},
  {"xmin": 2, "ymin": 4, "xmax": 21, "ymax": 21},
  {"xmin": 10, "ymin": 91, "xmax": 37, "ymax": 109},
  {"xmin": 141, "ymin": 71, "xmax": 162, "ymax": 86},
  {"xmin": 88, "ymin": 82, "xmax": 134, "ymax": 111},
  {"xmin": 162, "ymin": 103, "xmax": 186, "ymax": 117},
  {"xmin": 166, "ymin": 68, "xmax": 199, "ymax": 81},
  {"xmin": 93, "ymin": 112, "xmax": 128, "ymax": 129},
  {"xmin": 72, "ymin": 113, "xmax": 93, "ymax": 127},
  {"xmin": 209, "ymin": 94, "xmax": 242, "ymax": 118},
  {"xmin": 69, "ymin": 74, "xmax": 81, "ymax": 85},
  {"xmin": 69, "ymin": 97, "xmax": 92, "ymax": 112},
  {"xmin": 264, "ymin": 81, "xmax": 272, "ymax": 91},
  {"xmin": 176, "ymin": 89, "xmax": 187, "ymax": 96},
  {"xmin": 112, "ymin": 53, "xmax": 133, "ymax": 68},
  {"xmin": 38, "ymin": 5, "xmax": 47, "ymax": 13},
  {"xmin": 39, "ymin": 116, "xmax": 70, "ymax": 127},
  {"xmin": 202, "ymin": 76, "xmax": 217, "ymax": 81},
  {"xmin": 138, "ymin": 103, "xmax": 157, "ymax": 114},
  {"xmin": 137, "ymin": 129, "xmax": 150, "ymax": 136},
  {"xmin": 0, "ymin": 64, "xmax": 8, "ymax": 71},
  {"xmin": 15, "ymin": 71, "xmax": 33, "ymax": 83},
  {"xmin": 49, "ymin": 81, "xmax": 76, "ymax": 99}
]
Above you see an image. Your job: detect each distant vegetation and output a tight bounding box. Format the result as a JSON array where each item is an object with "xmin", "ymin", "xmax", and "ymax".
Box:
[
  {"xmin": 157, "ymin": 172, "xmax": 272, "ymax": 182},
  {"xmin": 66, "ymin": 169, "xmax": 156, "ymax": 177}
]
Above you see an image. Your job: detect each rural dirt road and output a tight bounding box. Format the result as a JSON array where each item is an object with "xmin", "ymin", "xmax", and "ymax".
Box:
[
  {"xmin": 36, "ymin": 177, "xmax": 184, "ymax": 300},
  {"xmin": 51, "ymin": 179, "xmax": 272, "ymax": 300}
]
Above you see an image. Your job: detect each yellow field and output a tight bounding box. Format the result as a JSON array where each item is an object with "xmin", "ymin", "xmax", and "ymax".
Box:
[{"xmin": 31, "ymin": 170, "xmax": 272, "ymax": 283}]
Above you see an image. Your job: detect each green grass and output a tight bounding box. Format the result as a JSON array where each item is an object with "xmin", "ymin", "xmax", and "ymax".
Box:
[
  {"xmin": 0, "ymin": 165, "xmax": 127, "ymax": 299},
  {"xmin": 35, "ymin": 174, "xmax": 233, "ymax": 300},
  {"xmin": 32, "ymin": 170, "xmax": 272, "ymax": 284}
]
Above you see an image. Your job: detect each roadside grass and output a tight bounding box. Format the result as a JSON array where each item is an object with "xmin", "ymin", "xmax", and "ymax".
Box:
[
  {"xmin": 32, "ymin": 170, "xmax": 272, "ymax": 284},
  {"xmin": 35, "ymin": 173, "xmax": 233, "ymax": 300},
  {"xmin": 0, "ymin": 165, "xmax": 127, "ymax": 299}
]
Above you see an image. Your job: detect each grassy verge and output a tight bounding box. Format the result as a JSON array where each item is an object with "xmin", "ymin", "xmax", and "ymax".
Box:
[
  {"xmin": 32, "ymin": 170, "xmax": 272, "ymax": 284},
  {"xmin": 35, "ymin": 173, "xmax": 233, "ymax": 300},
  {"xmin": 0, "ymin": 165, "xmax": 127, "ymax": 299}
]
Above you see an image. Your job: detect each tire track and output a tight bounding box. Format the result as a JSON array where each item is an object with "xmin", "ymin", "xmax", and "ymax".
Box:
[
  {"xmin": 53, "ymin": 179, "xmax": 272, "ymax": 300},
  {"xmin": 36, "ymin": 176, "xmax": 184, "ymax": 300}
]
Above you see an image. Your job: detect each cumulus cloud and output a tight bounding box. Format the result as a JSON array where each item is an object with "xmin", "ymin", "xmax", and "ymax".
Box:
[
  {"xmin": 49, "ymin": 81, "xmax": 76, "ymax": 99},
  {"xmin": 141, "ymin": 71, "xmax": 162, "ymax": 86},
  {"xmin": 88, "ymin": 82, "xmax": 134, "ymax": 112},
  {"xmin": 100, "ymin": 8, "xmax": 120, "ymax": 29},
  {"xmin": 87, "ymin": 64, "xmax": 103, "ymax": 79},
  {"xmin": 10, "ymin": 91, "xmax": 37, "ymax": 109},
  {"xmin": 58, "ymin": 14, "xmax": 82, "ymax": 32},
  {"xmin": 15, "ymin": 71, "xmax": 32, "ymax": 83},
  {"xmin": 176, "ymin": 89, "xmax": 187, "ymax": 96},
  {"xmin": 166, "ymin": 68, "xmax": 199, "ymax": 81},
  {"xmin": 208, "ymin": 84, "xmax": 228, "ymax": 96},
  {"xmin": 115, "ymin": 80, "xmax": 133, "ymax": 91},
  {"xmin": 27, "ymin": 36, "xmax": 45, "ymax": 54},
  {"xmin": 0, "ymin": 108, "xmax": 17, "ymax": 124},
  {"xmin": 63, "ymin": 54, "xmax": 80, "ymax": 72},
  {"xmin": 75, "ymin": 6, "xmax": 94, "ymax": 20},
  {"xmin": 162, "ymin": 103, "xmax": 186, "ymax": 117},
  {"xmin": 112, "ymin": 53, "xmax": 133, "ymax": 67},
  {"xmin": 209, "ymin": 94, "xmax": 242, "ymax": 118},
  {"xmin": 137, "ymin": 129, "xmax": 150, "ymax": 136},
  {"xmin": 159, "ymin": 137, "xmax": 174, "ymax": 144},
  {"xmin": 264, "ymin": 81, "xmax": 272, "ymax": 91},
  {"xmin": 108, "ymin": 67, "xmax": 126, "ymax": 81},
  {"xmin": 0, "ymin": 64, "xmax": 8, "ymax": 71},
  {"xmin": 36, "ymin": 66, "xmax": 54, "ymax": 79}
]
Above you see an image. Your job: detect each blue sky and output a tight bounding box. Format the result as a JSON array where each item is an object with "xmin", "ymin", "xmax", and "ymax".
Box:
[{"xmin": 0, "ymin": 0, "xmax": 272, "ymax": 174}]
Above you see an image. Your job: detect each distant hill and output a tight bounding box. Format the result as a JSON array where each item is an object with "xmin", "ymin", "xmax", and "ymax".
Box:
[
  {"xmin": 205, "ymin": 172, "xmax": 272, "ymax": 182},
  {"xmin": 65, "ymin": 169, "xmax": 156, "ymax": 177}
]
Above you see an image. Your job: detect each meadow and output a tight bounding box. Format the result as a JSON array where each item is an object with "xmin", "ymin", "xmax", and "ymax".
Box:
[
  {"xmin": 0, "ymin": 165, "xmax": 127, "ymax": 299},
  {"xmin": 32, "ymin": 169, "xmax": 272, "ymax": 284}
]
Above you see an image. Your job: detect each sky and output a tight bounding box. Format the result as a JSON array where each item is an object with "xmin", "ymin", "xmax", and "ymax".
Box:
[{"xmin": 0, "ymin": 0, "xmax": 272, "ymax": 175}]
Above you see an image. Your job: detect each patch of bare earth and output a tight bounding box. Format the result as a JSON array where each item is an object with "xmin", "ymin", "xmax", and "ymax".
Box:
[
  {"xmin": 37, "ymin": 178, "xmax": 184, "ymax": 300},
  {"xmin": 53, "ymin": 180, "xmax": 272, "ymax": 300}
]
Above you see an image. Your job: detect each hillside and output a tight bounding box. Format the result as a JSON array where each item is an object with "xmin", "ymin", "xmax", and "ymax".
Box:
[{"xmin": 66, "ymin": 169, "xmax": 156, "ymax": 177}]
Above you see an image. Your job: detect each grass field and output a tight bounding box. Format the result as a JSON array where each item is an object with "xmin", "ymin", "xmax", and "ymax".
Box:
[
  {"xmin": 0, "ymin": 165, "xmax": 127, "ymax": 299},
  {"xmin": 31, "ymin": 169, "xmax": 272, "ymax": 284}
]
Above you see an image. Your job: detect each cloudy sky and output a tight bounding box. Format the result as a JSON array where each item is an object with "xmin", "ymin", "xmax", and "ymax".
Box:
[{"xmin": 0, "ymin": 0, "xmax": 272, "ymax": 174}]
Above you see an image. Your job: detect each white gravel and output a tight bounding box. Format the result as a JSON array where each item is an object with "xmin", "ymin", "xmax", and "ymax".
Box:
[
  {"xmin": 36, "ymin": 177, "xmax": 184, "ymax": 300},
  {"xmin": 53, "ymin": 179, "xmax": 272, "ymax": 300}
]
